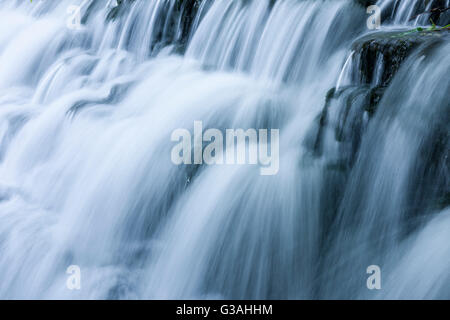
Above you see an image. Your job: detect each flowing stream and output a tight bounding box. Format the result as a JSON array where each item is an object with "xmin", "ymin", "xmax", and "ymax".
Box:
[{"xmin": 0, "ymin": 0, "xmax": 448, "ymax": 299}]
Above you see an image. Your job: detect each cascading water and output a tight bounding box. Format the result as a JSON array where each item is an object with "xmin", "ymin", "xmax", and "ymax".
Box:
[
  {"xmin": 377, "ymin": 0, "xmax": 450, "ymax": 25},
  {"xmin": 0, "ymin": 0, "xmax": 448, "ymax": 299}
]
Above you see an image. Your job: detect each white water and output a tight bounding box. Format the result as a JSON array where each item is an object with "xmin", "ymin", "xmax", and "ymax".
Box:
[{"xmin": 0, "ymin": 0, "xmax": 448, "ymax": 299}]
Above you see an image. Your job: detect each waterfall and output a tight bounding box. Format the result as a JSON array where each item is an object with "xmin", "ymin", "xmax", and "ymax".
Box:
[
  {"xmin": 377, "ymin": 0, "xmax": 450, "ymax": 25},
  {"xmin": 0, "ymin": 0, "xmax": 448, "ymax": 299}
]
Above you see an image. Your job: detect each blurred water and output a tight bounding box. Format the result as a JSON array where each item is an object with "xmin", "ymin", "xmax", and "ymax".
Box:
[{"xmin": 0, "ymin": 0, "xmax": 448, "ymax": 299}]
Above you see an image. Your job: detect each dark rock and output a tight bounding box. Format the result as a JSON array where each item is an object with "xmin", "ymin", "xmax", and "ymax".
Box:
[
  {"xmin": 306, "ymin": 84, "xmax": 384, "ymax": 164},
  {"xmin": 437, "ymin": 8, "xmax": 450, "ymax": 26},
  {"xmin": 175, "ymin": 0, "xmax": 205, "ymax": 48},
  {"xmin": 366, "ymin": 85, "xmax": 386, "ymax": 116},
  {"xmin": 106, "ymin": 0, "xmax": 136, "ymax": 22},
  {"xmin": 351, "ymin": 30, "xmax": 449, "ymax": 87},
  {"xmin": 105, "ymin": 0, "xmax": 203, "ymax": 53},
  {"xmin": 381, "ymin": 0, "xmax": 449, "ymax": 26}
]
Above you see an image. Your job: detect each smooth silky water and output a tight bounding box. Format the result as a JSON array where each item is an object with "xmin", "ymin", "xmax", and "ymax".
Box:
[{"xmin": 0, "ymin": 0, "xmax": 448, "ymax": 299}]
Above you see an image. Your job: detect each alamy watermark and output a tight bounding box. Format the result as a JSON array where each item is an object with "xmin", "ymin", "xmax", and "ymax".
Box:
[
  {"xmin": 367, "ymin": 5, "xmax": 381, "ymax": 30},
  {"xmin": 30, "ymin": 1, "xmax": 383, "ymax": 31},
  {"xmin": 66, "ymin": 5, "xmax": 82, "ymax": 30},
  {"xmin": 366, "ymin": 265, "xmax": 382, "ymax": 290},
  {"xmin": 171, "ymin": 121, "xmax": 280, "ymax": 176},
  {"xmin": 66, "ymin": 265, "xmax": 81, "ymax": 290},
  {"xmin": 63, "ymin": 263, "xmax": 379, "ymax": 292}
]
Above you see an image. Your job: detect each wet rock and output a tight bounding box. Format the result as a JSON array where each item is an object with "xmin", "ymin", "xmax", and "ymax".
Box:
[
  {"xmin": 175, "ymin": 0, "xmax": 204, "ymax": 48},
  {"xmin": 366, "ymin": 85, "xmax": 386, "ymax": 116},
  {"xmin": 380, "ymin": 0, "xmax": 449, "ymax": 26},
  {"xmin": 410, "ymin": 124, "xmax": 450, "ymax": 213},
  {"xmin": 437, "ymin": 8, "xmax": 450, "ymax": 26},
  {"xmin": 351, "ymin": 30, "xmax": 449, "ymax": 86},
  {"xmin": 106, "ymin": 0, "xmax": 203, "ymax": 52},
  {"xmin": 306, "ymin": 84, "xmax": 384, "ymax": 164}
]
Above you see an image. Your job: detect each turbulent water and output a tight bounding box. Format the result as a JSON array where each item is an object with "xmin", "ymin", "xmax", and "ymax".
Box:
[{"xmin": 0, "ymin": 0, "xmax": 448, "ymax": 299}]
